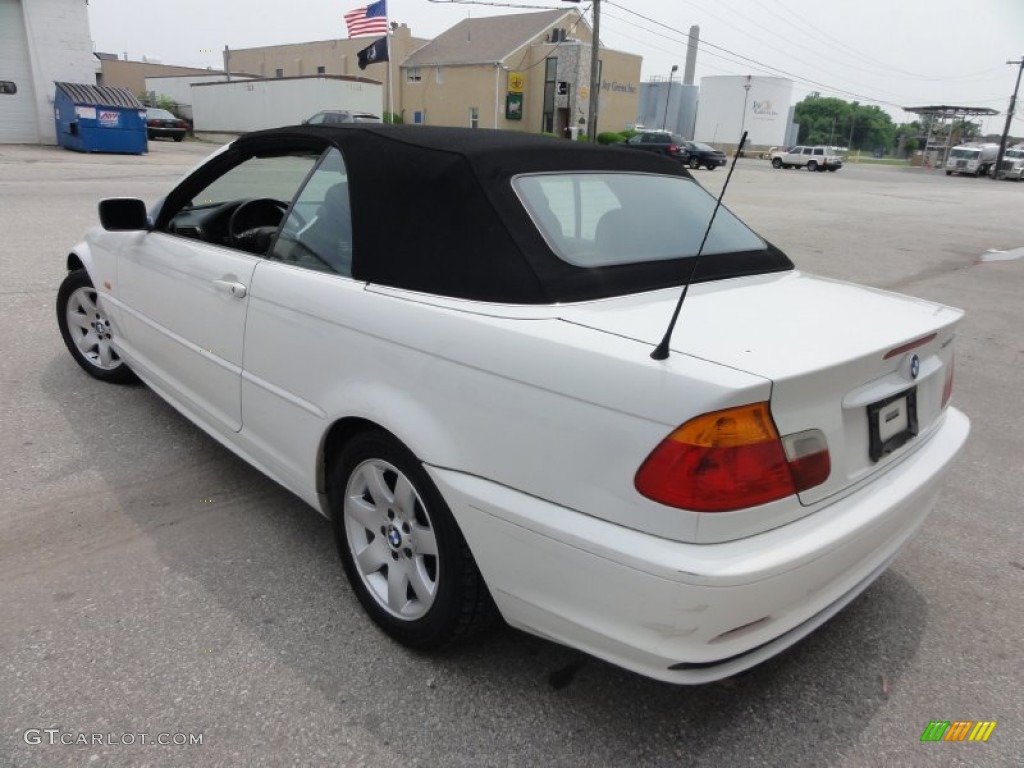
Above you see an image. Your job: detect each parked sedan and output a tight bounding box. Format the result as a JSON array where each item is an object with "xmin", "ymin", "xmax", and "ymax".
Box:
[
  {"xmin": 145, "ymin": 108, "xmax": 187, "ymax": 142},
  {"xmin": 56, "ymin": 125, "xmax": 968, "ymax": 684},
  {"xmin": 683, "ymin": 140, "xmax": 728, "ymax": 170}
]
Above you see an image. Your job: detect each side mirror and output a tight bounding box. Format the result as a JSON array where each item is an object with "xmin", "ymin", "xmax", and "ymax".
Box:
[{"xmin": 98, "ymin": 198, "xmax": 148, "ymax": 231}]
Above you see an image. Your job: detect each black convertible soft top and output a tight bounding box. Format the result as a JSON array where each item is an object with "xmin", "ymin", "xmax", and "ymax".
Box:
[{"xmin": 235, "ymin": 125, "xmax": 793, "ymax": 304}]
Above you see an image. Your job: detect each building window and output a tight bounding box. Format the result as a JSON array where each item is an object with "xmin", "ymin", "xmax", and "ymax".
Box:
[
  {"xmin": 275, "ymin": 68, "xmax": 284, "ymax": 78},
  {"xmin": 435, "ymin": 66, "xmax": 444, "ymax": 85},
  {"xmin": 542, "ymin": 57, "xmax": 557, "ymax": 134},
  {"xmin": 316, "ymin": 65, "xmax": 326, "ymax": 75},
  {"xmin": 413, "ymin": 111, "xmax": 424, "ymax": 124},
  {"xmin": 469, "ymin": 107, "xmax": 479, "ymax": 129},
  {"xmin": 407, "ymin": 67, "xmax": 421, "ymax": 82}
]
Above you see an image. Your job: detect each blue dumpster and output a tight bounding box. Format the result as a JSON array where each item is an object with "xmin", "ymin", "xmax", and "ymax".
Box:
[{"xmin": 54, "ymin": 82, "xmax": 148, "ymax": 154}]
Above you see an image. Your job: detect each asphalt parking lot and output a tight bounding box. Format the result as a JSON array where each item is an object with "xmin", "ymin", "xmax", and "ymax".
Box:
[{"xmin": 1, "ymin": 140, "xmax": 1022, "ymax": 768}]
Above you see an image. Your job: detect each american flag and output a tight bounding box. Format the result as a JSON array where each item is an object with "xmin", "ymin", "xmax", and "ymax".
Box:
[{"xmin": 344, "ymin": 0, "xmax": 388, "ymax": 38}]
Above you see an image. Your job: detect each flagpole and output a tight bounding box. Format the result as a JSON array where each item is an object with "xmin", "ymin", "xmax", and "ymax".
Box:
[{"xmin": 387, "ymin": 27, "xmax": 394, "ymax": 122}]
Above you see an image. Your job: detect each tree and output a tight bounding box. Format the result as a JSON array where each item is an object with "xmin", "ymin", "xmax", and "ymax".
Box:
[{"xmin": 794, "ymin": 95, "xmax": 897, "ymax": 152}]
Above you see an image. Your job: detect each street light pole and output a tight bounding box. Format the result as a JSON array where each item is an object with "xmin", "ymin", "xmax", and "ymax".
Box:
[
  {"xmin": 661, "ymin": 64, "xmax": 678, "ymax": 130},
  {"xmin": 993, "ymin": 57, "xmax": 1023, "ymax": 181},
  {"xmin": 738, "ymin": 75, "xmax": 751, "ymax": 146}
]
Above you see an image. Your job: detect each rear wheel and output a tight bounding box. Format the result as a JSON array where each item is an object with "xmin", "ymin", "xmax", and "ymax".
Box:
[
  {"xmin": 772, "ymin": 157, "xmax": 783, "ymax": 169},
  {"xmin": 807, "ymin": 160, "xmax": 819, "ymax": 172},
  {"xmin": 173, "ymin": 135, "xmax": 184, "ymax": 142},
  {"xmin": 329, "ymin": 431, "xmax": 493, "ymax": 649},
  {"xmin": 56, "ymin": 269, "xmax": 137, "ymax": 384},
  {"xmin": 945, "ymin": 170, "xmax": 953, "ymax": 176},
  {"xmin": 689, "ymin": 157, "xmax": 701, "ymax": 170}
]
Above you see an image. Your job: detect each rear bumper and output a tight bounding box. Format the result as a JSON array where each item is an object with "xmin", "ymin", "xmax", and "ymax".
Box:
[{"xmin": 430, "ymin": 407, "xmax": 969, "ymax": 684}]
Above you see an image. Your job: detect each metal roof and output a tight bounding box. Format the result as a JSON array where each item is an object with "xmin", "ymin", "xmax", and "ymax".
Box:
[
  {"xmin": 55, "ymin": 82, "xmax": 143, "ymax": 109},
  {"xmin": 903, "ymin": 105, "xmax": 1000, "ymax": 117},
  {"xmin": 403, "ymin": 9, "xmax": 579, "ymax": 67}
]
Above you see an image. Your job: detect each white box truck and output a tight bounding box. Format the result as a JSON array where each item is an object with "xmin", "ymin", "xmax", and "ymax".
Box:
[{"xmin": 944, "ymin": 142, "xmax": 999, "ymax": 177}]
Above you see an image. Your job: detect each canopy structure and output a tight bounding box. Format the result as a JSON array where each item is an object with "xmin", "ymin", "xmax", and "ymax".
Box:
[{"xmin": 903, "ymin": 105, "xmax": 1001, "ymax": 167}]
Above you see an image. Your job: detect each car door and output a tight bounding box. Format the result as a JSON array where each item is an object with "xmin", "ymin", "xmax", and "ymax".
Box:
[{"xmin": 116, "ymin": 146, "xmax": 322, "ymax": 433}]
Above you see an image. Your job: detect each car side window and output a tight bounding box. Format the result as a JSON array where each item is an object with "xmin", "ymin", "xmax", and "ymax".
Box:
[
  {"xmin": 162, "ymin": 151, "xmax": 320, "ymax": 254},
  {"xmin": 270, "ymin": 147, "xmax": 354, "ymax": 277},
  {"xmin": 307, "ymin": 113, "xmax": 325, "ymax": 125},
  {"xmin": 803, "ymin": 147, "xmax": 813, "ymax": 155},
  {"xmin": 813, "ymin": 147, "xmax": 824, "ymax": 156}
]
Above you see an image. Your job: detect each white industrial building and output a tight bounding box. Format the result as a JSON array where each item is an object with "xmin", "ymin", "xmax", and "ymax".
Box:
[
  {"xmin": 191, "ymin": 76, "xmax": 383, "ymax": 134},
  {"xmin": 694, "ymin": 75, "xmax": 794, "ymax": 149},
  {"xmin": 145, "ymin": 73, "xmax": 258, "ymax": 120},
  {"xmin": 0, "ymin": 0, "xmax": 95, "ymax": 144}
]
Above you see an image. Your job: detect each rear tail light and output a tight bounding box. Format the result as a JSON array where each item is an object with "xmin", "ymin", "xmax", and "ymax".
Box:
[
  {"xmin": 668, "ymin": 144, "xmax": 678, "ymax": 153},
  {"xmin": 634, "ymin": 402, "xmax": 830, "ymax": 512},
  {"xmin": 177, "ymin": 120, "xmax": 186, "ymax": 128},
  {"xmin": 941, "ymin": 355, "xmax": 955, "ymax": 408}
]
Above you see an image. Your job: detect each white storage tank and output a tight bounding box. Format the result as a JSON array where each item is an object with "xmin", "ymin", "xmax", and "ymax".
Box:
[{"xmin": 694, "ymin": 75, "xmax": 793, "ymax": 148}]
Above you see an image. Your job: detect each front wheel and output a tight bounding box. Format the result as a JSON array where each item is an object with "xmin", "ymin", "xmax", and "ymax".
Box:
[
  {"xmin": 704, "ymin": 163, "xmax": 717, "ymax": 171},
  {"xmin": 56, "ymin": 270, "xmax": 137, "ymax": 384},
  {"xmin": 330, "ymin": 431, "xmax": 494, "ymax": 649}
]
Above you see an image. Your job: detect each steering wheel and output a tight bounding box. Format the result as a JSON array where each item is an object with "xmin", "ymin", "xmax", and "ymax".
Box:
[{"xmin": 228, "ymin": 198, "xmax": 297, "ymax": 247}]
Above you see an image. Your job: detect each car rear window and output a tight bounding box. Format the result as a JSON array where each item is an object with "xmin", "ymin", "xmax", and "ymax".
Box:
[
  {"xmin": 514, "ymin": 172, "xmax": 766, "ymax": 268},
  {"xmin": 148, "ymin": 109, "xmax": 176, "ymax": 120}
]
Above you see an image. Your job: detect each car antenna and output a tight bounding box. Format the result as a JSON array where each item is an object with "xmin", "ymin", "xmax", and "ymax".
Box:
[{"xmin": 651, "ymin": 131, "xmax": 748, "ymax": 361}]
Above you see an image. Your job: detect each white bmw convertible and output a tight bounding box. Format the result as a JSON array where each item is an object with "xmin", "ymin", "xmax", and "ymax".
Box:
[{"xmin": 57, "ymin": 125, "xmax": 968, "ymax": 683}]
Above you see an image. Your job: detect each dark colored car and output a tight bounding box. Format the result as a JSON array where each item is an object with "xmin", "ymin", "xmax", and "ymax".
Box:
[
  {"xmin": 146, "ymin": 108, "xmax": 187, "ymax": 142},
  {"xmin": 620, "ymin": 131, "xmax": 690, "ymax": 164},
  {"xmin": 303, "ymin": 110, "xmax": 382, "ymax": 125},
  {"xmin": 682, "ymin": 141, "xmax": 727, "ymax": 170}
]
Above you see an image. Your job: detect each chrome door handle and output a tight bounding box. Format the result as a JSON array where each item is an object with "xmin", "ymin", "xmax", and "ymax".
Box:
[{"xmin": 212, "ymin": 279, "xmax": 247, "ymax": 298}]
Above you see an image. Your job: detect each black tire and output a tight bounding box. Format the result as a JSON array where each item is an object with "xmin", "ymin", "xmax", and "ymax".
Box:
[
  {"xmin": 329, "ymin": 430, "xmax": 494, "ymax": 649},
  {"xmin": 771, "ymin": 157, "xmax": 783, "ymax": 169},
  {"xmin": 945, "ymin": 170, "xmax": 953, "ymax": 176},
  {"xmin": 173, "ymin": 135, "xmax": 184, "ymax": 142},
  {"xmin": 807, "ymin": 160, "xmax": 818, "ymax": 172},
  {"xmin": 56, "ymin": 269, "xmax": 137, "ymax": 384},
  {"xmin": 689, "ymin": 157, "xmax": 701, "ymax": 170},
  {"xmin": 827, "ymin": 167, "xmax": 838, "ymax": 172},
  {"xmin": 704, "ymin": 163, "xmax": 717, "ymax": 171}
]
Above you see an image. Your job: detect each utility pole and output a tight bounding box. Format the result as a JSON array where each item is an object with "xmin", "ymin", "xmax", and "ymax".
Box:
[
  {"xmin": 661, "ymin": 64, "xmax": 678, "ymax": 130},
  {"xmin": 586, "ymin": 0, "xmax": 601, "ymax": 142},
  {"xmin": 560, "ymin": 0, "xmax": 600, "ymax": 141},
  {"xmin": 993, "ymin": 57, "xmax": 1023, "ymax": 181}
]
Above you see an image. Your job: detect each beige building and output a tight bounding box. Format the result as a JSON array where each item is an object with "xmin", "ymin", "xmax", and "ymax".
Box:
[
  {"xmin": 95, "ymin": 54, "xmax": 221, "ymax": 96},
  {"xmin": 398, "ymin": 9, "xmax": 641, "ymax": 136},
  {"xmin": 226, "ymin": 25, "xmax": 427, "ymax": 117}
]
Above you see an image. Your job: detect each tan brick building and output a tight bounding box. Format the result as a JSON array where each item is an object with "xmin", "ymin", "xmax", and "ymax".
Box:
[
  {"xmin": 95, "ymin": 54, "xmax": 222, "ymax": 96},
  {"xmin": 398, "ymin": 9, "xmax": 641, "ymax": 136},
  {"xmin": 225, "ymin": 25, "xmax": 427, "ymax": 117}
]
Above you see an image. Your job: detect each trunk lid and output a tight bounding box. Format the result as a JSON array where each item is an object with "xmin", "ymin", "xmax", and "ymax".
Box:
[{"xmin": 558, "ymin": 271, "xmax": 961, "ymax": 509}]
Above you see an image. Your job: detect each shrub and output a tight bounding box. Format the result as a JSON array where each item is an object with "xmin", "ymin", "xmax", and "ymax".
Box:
[{"xmin": 597, "ymin": 132, "xmax": 623, "ymax": 145}]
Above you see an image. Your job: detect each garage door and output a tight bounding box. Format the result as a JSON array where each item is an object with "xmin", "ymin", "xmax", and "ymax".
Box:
[{"xmin": 0, "ymin": 0, "xmax": 40, "ymax": 143}]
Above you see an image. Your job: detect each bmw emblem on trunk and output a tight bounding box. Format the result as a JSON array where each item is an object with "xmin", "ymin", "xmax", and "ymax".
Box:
[{"xmin": 910, "ymin": 354, "xmax": 920, "ymax": 379}]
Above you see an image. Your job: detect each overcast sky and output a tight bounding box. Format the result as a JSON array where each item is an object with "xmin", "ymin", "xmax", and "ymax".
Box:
[{"xmin": 87, "ymin": 0, "xmax": 1023, "ymax": 131}]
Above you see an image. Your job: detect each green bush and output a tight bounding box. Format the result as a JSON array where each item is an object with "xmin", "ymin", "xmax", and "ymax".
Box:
[
  {"xmin": 619, "ymin": 129, "xmax": 637, "ymax": 141},
  {"xmin": 597, "ymin": 132, "xmax": 622, "ymax": 145},
  {"xmin": 383, "ymin": 111, "xmax": 403, "ymax": 124}
]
